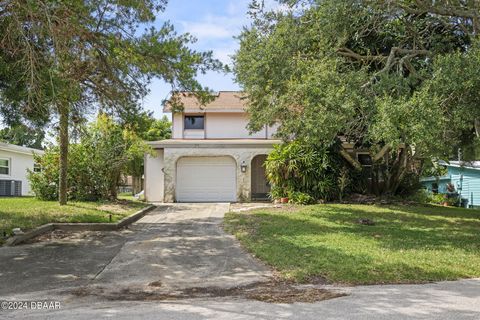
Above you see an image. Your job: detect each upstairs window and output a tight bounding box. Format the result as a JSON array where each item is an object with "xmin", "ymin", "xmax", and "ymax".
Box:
[
  {"xmin": 184, "ymin": 115, "xmax": 204, "ymax": 130},
  {"xmin": 0, "ymin": 158, "xmax": 10, "ymax": 175}
]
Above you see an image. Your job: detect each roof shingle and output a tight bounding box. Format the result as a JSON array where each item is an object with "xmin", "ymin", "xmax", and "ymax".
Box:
[{"xmin": 163, "ymin": 91, "xmax": 247, "ymax": 112}]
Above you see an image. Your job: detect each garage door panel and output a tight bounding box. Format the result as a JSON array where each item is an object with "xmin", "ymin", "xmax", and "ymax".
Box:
[{"xmin": 176, "ymin": 157, "xmax": 236, "ymax": 202}]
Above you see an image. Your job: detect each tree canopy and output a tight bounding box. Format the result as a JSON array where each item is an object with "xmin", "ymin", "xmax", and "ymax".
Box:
[
  {"xmin": 234, "ymin": 0, "xmax": 480, "ymax": 194},
  {"xmin": 0, "ymin": 0, "xmax": 222, "ymax": 203}
]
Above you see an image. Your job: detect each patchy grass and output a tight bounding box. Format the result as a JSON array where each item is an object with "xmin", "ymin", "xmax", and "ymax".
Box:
[
  {"xmin": 224, "ymin": 204, "xmax": 480, "ymax": 285},
  {"xmin": 0, "ymin": 197, "xmax": 147, "ymax": 241}
]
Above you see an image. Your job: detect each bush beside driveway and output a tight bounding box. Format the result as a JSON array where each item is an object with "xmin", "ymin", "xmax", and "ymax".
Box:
[{"xmin": 224, "ymin": 204, "xmax": 480, "ymax": 285}]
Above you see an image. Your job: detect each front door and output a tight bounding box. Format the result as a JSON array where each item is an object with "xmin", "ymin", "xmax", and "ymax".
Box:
[{"xmin": 251, "ymin": 155, "xmax": 270, "ymax": 200}]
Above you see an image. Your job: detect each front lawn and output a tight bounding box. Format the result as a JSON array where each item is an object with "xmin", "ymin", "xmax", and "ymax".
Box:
[
  {"xmin": 225, "ymin": 204, "xmax": 480, "ymax": 285},
  {"xmin": 0, "ymin": 197, "xmax": 147, "ymax": 241}
]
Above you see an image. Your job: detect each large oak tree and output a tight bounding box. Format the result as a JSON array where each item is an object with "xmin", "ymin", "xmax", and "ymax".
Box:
[{"xmin": 234, "ymin": 0, "xmax": 480, "ymax": 194}]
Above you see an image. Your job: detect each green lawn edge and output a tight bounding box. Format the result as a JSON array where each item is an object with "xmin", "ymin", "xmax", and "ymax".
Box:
[{"xmin": 0, "ymin": 197, "xmax": 147, "ymax": 243}]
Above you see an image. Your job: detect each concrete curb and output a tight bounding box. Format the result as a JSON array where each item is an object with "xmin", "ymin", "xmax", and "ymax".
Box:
[{"xmin": 4, "ymin": 205, "xmax": 156, "ymax": 246}]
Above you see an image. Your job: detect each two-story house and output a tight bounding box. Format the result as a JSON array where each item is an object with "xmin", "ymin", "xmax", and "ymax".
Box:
[{"xmin": 144, "ymin": 91, "xmax": 281, "ymax": 202}]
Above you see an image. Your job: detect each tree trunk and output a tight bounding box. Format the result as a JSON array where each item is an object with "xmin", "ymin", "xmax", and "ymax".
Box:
[
  {"xmin": 58, "ymin": 103, "xmax": 69, "ymax": 205},
  {"xmin": 110, "ymin": 171, "xmax": 120, "ymax": 200},
  {"xmin": 132, "ymin": 175, "xmax": 141, "ymax": 195},
  {"xmin": 475, "ymin": 118, "xmax": 480, "ymax": 138}
]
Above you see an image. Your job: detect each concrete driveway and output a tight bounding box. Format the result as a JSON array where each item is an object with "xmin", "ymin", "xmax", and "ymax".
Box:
[
  {"xmin": 0, "ymin": 203, "xmax": 271, "ymax": 296},
  {"xmin": 92, "ymin": 203, "xmax": 271, "ymax": 290}
]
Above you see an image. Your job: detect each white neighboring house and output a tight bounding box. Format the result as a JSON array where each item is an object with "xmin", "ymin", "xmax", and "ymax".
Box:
[
  {"xmin": 0, "ymin": 142, "xmax": 44, "ymax": 196},
  {"xmin": 144, "ymin": 91, "xmax": 281, "ymax": 203}
]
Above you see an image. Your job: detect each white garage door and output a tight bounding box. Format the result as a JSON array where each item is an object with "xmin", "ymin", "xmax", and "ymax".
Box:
[{"xmin": 176, "ymin": 157, "xmax": 236, "ymax": 202}]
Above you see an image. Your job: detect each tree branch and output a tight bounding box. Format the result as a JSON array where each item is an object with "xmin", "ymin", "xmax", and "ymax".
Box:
[
  {"xmin": 372, "ymin": 144, "xmax": 391, "ymax": 163},
  {"xmin": 401, "ymin": 1, "xmax": 478, "ymax": 19},
  {"xmin": 339, "ymin": 147, "xmax": 363, "ymax": 171}
]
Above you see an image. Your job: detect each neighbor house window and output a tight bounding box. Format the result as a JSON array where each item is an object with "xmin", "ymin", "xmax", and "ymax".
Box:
[
  {"xmin": 431, "ymin": 182, "xmax": 439, "ymax": 194},
  {"xmin": 184, "ymin": 115, "xmax": 204, "ymax": 130},
  {"xmin": 33, "ymin": 163, "xmax": 42, "ymax": 173},
  {"xmin": 0, "ymin": 158, "xmax": 10, "ymax": 175}
]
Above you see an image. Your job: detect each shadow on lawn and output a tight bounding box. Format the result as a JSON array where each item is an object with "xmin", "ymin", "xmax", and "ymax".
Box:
[
  {"xmin": 228, "ymin": 204, "xmax": 480, "ymax": 283},
  {"xmin": 258, "ymin": 234, "xmax": 469, "ymax": 284},
  {"xmin": 307, "ymin": 205, "xmax": 480, "ymax": 251}
]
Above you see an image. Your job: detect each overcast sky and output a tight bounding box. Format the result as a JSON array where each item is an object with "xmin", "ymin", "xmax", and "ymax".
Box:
[{"xmin": 144, "ymin": 0, "xmax": 253, "ymax": 118}]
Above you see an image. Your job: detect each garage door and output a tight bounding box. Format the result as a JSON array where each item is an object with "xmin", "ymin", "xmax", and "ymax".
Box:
[{"xmin": 176, "ymin": 157, "xmax": 236, "ymax": 202}]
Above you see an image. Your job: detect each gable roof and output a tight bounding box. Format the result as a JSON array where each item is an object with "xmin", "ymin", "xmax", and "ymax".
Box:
[
  {"xmin": 163, "ymin": 91, "xmax": 247, "ymax": 113},
  {"xmin": 440, "ymin": 160, "xmax": 480, "ymax": 170},
  {"xmin": 0, "ymin": 142, "xmax": 44, "ymax": 156}
]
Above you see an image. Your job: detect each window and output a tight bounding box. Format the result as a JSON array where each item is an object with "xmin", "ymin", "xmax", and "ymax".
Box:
[
  {"xmin": 184, "ymin": 115, "xmax": 204, "ymax": 130},
  {"xmin": 34, "ymin": 163, "xmax": 42, "ymax": 173},
  {"xmin": 0, "ymin": 158, "xmax": 10, "ymax": 175},
  {"xmin": 357, "ymin": 153, "xmax": 372, "ymax": 166}
]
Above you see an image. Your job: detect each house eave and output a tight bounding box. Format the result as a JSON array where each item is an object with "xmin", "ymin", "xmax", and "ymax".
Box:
[
  {"xmin": 148, "ymin": 139, "xmax": 281, "ymax": 149},
  {"xmin": 0, "ymin": 142, "xmax": 44, "ymax": 156}
]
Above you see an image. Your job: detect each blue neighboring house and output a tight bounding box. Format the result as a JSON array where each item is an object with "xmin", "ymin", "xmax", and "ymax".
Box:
[{"xmin": 421, "ymin": 161, "xmax": 480, "ymax": 208}]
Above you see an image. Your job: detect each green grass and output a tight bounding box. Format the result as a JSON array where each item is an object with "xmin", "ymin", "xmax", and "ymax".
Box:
[
  {"xmin": 224, "ymin": 204, "xmax": 480, "ymax": 285},
  {"xmin": 0, "ymin": 197, "xmax": 147, "ymax": 241}
]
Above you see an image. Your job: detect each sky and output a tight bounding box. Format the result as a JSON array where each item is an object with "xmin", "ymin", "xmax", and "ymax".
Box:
[{"xmin": 144, "ymin": 0, "xmax": 253, "ymax": 118}]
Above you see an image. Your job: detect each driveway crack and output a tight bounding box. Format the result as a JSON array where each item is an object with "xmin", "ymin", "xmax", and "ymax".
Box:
[{"xmin": 91, "ymin": 239, "xmax": 127, "ymax": 281}]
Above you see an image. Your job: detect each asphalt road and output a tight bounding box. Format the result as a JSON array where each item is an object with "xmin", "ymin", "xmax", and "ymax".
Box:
[{"xmin": 2, "ymin": 278, "xmax": 479, "ymax": 319}]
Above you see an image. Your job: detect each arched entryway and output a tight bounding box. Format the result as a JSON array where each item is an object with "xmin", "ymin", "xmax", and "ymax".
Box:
[{"xmin": 251, "ymin": 154, "xmax": 270, "ymax": 200}]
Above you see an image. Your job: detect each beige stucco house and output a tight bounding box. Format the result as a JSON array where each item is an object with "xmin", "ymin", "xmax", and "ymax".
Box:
[{"xmin": 144, "ymin": 91, "xmax": 281, "ymax": 202}]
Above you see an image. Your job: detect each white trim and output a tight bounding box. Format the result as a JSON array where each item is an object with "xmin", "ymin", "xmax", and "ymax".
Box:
[
  {"xmin": 148, "ymin": 139, "xmax": 281, "ymax": 149},
  {"xmin": 0, "ymin": 157, "xmax": 11, "ymax": 176},
  {"xmin": 0, "ymin": 142, "xmax": 44, "ymax": 156}
]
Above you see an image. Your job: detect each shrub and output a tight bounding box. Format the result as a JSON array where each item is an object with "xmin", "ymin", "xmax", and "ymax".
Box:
[
  {"xmin": 429, "ymin": 193, "xmax": 446, "ymax": 205},
  {"xmin": 287, "ymin": 191, "xmax": 315, "ymax": 205},
  {"xmin": 28, "ymin": 114, "xmax": 151, "ymax": 201},
  {"xmin": 265, "ymin": 140, "xmax": 343, "ymax": 201},
  {"xmin": 29, "ymin": 145, "xmax": 106, "ymax": 201},
  {"xmin": 424, "ymin": 192, "xmax": 459, "ymax": 206}
]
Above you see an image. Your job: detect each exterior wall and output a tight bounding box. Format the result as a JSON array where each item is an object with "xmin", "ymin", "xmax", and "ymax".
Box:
[
  {"xmin": 0, "ymin": 150, "xmax": 36, "ymax": 195},
  {"xmin": 184, "ymin": 129, "xmax": 205, "ymax": 139},
  {"xmin": 206, "ymin": 113, "xmax": 266, "ymax": 139},
  {"xmin": 422, "ymin": 177, "xmax": 450, "ymax": 193},
  {"xmin": 449, "ymin": 167, "xmax": 480, "ymax": 207},
  {"xmin": 172, "ymin": 113, "xmax": 183, "ymax": 139},
  {"xmin": 144, "ymin": 149, "xmax": 164, "ymax": 202},
  {"xmin": 161, "ymin": 146, "xmax": 273, "ymax": 202},
  {"xmin": 171, "ymin": 112, "xmax": 279, "ymax": 140}
]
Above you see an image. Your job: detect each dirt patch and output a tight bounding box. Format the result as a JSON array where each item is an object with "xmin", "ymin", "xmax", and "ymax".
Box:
[
  {"xmin": 230, "ymin": 203, "xmax": 281, "ymax": 213},
  {"xmin": 98, "ymin": 204, "xmax": 130, "ymax": 213},
  {"xmin": 70, "ymin": 280, "xmax": 346, "ymax": 304},
  {"xmin": 307, "ymin": 275, "xmax": 329, "ymax": 285},
  {"xmin": 148, "ymin": 280, "xmax": 163, "ymax": 287},
  {"xmin": 24, "ymin": 230, "xmax": 113, "ymax": 244}
]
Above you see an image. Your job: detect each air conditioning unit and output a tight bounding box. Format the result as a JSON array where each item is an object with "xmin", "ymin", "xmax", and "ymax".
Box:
[{"xmin": 0, "ymin": 180, "xmax": 22, "ymax": 196}]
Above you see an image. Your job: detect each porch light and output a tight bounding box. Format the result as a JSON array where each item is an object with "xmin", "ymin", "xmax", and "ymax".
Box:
[{"xmin": 240, "ymin": 161, "xmax": 247, "ymax": 173}]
